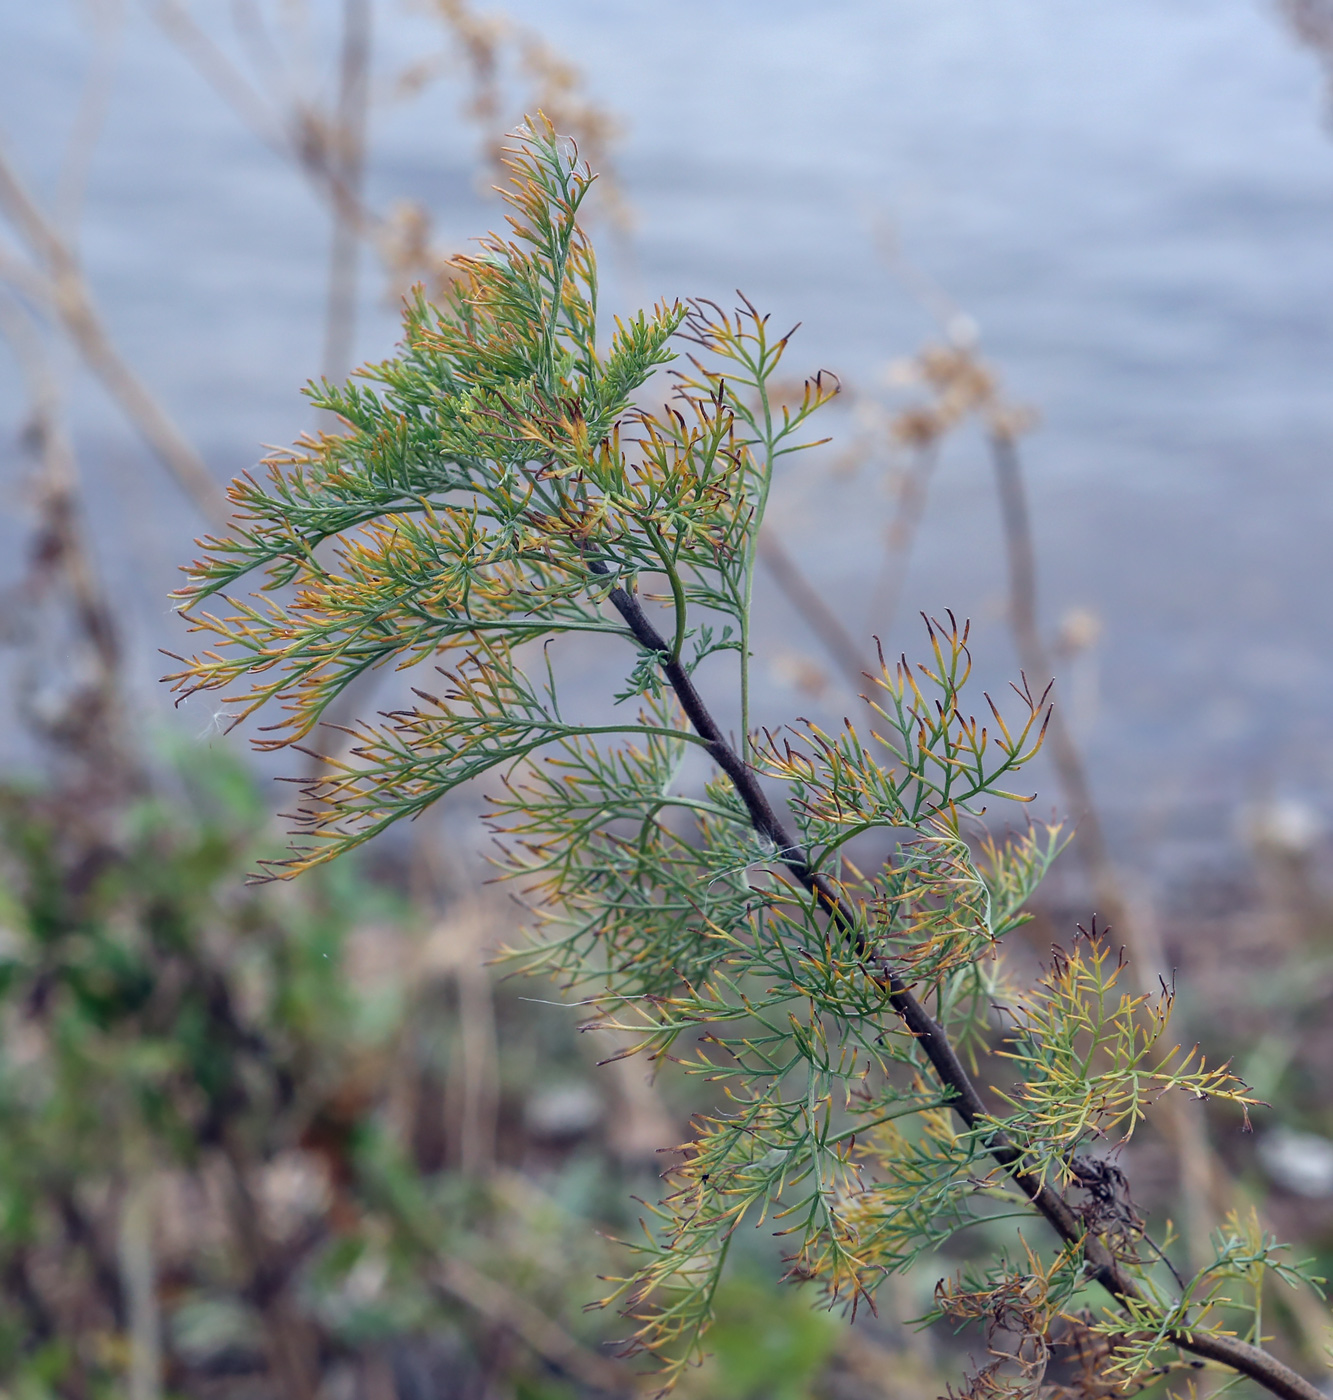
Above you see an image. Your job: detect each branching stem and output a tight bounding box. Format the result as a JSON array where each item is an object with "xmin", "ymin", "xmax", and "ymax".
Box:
[{"xmin": 594, "ymin": 565, "xmax": 1324, "ymax": 1400}]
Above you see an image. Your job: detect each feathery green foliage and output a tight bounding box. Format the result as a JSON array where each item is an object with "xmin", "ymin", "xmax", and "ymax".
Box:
[{"xmin": 171, "ymin": 118, "xmax": 1324, "ymax": 1399}]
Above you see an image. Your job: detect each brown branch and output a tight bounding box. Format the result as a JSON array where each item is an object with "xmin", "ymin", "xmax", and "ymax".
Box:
[
  {"xmin": 757, "ymin": 529, "xmax": 869, "ymax": 691},
  {"xmin": 0, "ymin": 289, "xmax": 118, "ymax": 675},
  {"xmin": 57, "ymin": 0, "xmax": 126, "ymax": 233},
  {"xmin": 320, "ymin": 0, "xmax": 372, "ymax": 387},
  {"xmin": 145, "ymin": 0, "xmax": 285, "ymax": 153},
  {"xmin": 0, "ymin": 143, "xmax": 226, "ymax": 526},
  {"xmin": 756, "ymin": 442, "xmax": 939, "ymax": 701},
  {"xmin": 593, "ymin": 563, "xmax": 1324, "ymax": 1400},
  {"xmin": 867, "ymin": 439, "xmax": 940, "ymax": 640},
  {"xmin": 57, "ymin": 1184, "xmax": 126, "ymax": 1328},
  {"xmin": 990, "ymin": 431, "xmax": 1123, "ymax": 926},
  {"xmin": 0, "ymin": 288, "xmax": 141, "ymax": 796},
  {"xmin": 145, "ymin": 0, "xmax": 394, "ymax": 257}
]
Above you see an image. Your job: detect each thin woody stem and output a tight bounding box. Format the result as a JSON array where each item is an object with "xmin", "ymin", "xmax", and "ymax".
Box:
[
  {"xmin": 594, "ymin": 564, "xmax": 1324, "ymax": 1400},
  {"xmin": 0, "ymin": 144, "xmax": 225, "ymax": 525},
  {"xmin": 756, "ymin": 530, "xmax": 869, "ymax": 689},
  {"xmin": 990, "ymin": 431, "xmax": 1122, "ymax": 924}
]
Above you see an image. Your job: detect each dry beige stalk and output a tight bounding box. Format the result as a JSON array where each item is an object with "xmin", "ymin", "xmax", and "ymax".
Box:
[{"xmin": 0, "ymin": 144, "xmax": 225, "ymax": 524}]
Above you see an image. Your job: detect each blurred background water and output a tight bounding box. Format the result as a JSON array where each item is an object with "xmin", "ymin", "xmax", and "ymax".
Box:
[
  {"xmin": 5, "ymin": 9, "xmax": 1333, "ymax": 1395},
  {"xmin": 1, "ymin": 0, "xmax": 1331, "ymax": 880}
]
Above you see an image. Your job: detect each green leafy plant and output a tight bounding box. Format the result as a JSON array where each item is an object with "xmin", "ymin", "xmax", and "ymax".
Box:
[
  {"xmin": 0, "ymin": 751, "xmax": 638, "ymax": 1400},
  {"xmin": 170, "ymin": 118, "xmax": 1328, "ymax": 1400},
  {"xmin": 0, "ymin": 756, "xmax": 379, "ymax": 1397}
]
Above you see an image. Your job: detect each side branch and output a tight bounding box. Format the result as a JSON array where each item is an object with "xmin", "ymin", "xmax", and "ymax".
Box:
[{"xmin": 594, "ymin": 566, "xmax": 1323, "ymax": 1400}]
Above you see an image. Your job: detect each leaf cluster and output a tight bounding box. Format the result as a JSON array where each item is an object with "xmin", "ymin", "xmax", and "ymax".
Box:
[
  {"xmin": 1091, "ymin": 1211, "xmax": 1326, "ymax": 1387},
  {"xmin": 989, "ymin": 934, "xmax": 1261, "ymax": 1185},
  {"xmin": 167, "ymin": 118, "xmax": 1322, "ymax": 1398}
]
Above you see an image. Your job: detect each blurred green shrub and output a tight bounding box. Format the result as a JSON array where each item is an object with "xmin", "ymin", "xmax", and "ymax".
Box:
[
  {"xmin": 165, "ymin": 118, "xmax": 1328, "ymax": 1400},
  {"xmin": 0, "ymin": 750, "xmax": 636, "ymax": 1398}
]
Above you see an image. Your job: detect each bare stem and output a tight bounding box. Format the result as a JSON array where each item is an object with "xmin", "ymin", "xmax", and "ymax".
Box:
[
  {"xmin": 757, "ymin": 529, "xmax": 869, "ymax": 690},
  {"xmin": 990, "ymin": 431, "xmax": 1125, "ymax": 923},
  {"xmin": 866, "ymin": 439, "xmax": 939, "ymax": 640},
  {"xmin": 595, "ymin": 562, "xmax": 1324, "ymax": 1400},
  {"xmin": 0, "ymin": 143, "xmax": 225, "ymax": 525},
  {"xmin": 0, "ymin": 289, "xmax": 140, "ymax": 796},
  {"xmin": 321, "ymin": 0, "xmax": 372, "ymax": 387}
]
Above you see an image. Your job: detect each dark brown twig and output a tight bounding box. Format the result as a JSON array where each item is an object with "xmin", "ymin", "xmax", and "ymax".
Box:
[{"xmin": 593, "ymin": 561, "xmax": 1324, "ymax": 1400}]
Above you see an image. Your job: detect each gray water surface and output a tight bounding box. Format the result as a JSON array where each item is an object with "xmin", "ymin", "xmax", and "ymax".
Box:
[{"xmin": 1, "ymin": 0, "xmax": 1331, "ymax": 875}]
